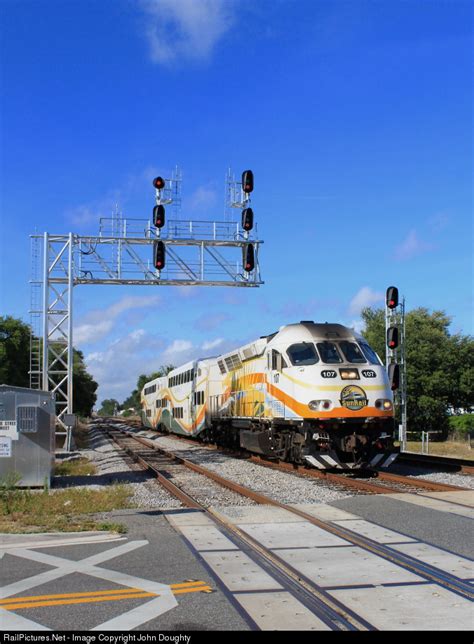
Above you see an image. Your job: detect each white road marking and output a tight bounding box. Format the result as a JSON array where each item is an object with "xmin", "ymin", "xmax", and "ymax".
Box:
[
  {"xmin": 0, "ymin": 532, "xmax": 125, "ymax": 551},
  {"xmin": 0, "ymin": 608, "xmax": 51, "ymax": 631},
  {"xmin": 91, "ymin": 595, "xmax": 178, "ymax": 631},
  {"xmin": 0, "ymin": 540, "xmax": 178, "ymax": 630}
]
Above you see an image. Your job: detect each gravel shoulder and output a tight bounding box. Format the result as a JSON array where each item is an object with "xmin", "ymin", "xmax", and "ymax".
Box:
[{"xmin": 55, "ymin": 424, "xmax": 183, "ymax": 510}]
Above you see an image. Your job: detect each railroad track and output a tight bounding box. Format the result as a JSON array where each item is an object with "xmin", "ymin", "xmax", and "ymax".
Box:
[
  {"xmin": 100, "ymin": 421, "xmax": 473, "ymax": 617},
  {"xmin": 398, "ymin": 452, "xmax": 474, "ymax": 475},
  {"xmin": 107, "ymin": 419, "xmax": 468, "ymax": 496},
  {"xmin": 247, "ymin": 454, "xmax": 467, "ymax": 495}
]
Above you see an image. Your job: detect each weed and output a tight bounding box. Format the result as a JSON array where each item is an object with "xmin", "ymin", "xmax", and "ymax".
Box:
[{"xmin": 0, "ymin": 483, "xmax": 133, "ymax": 534}]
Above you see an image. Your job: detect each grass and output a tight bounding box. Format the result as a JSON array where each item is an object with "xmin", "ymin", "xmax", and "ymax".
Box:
[
  {"xmin": 404, "ymin": 440, "xmax": 473, "ymax": 460},
  {"xmin": 54, "ymin": 457, "xmax": 97, "ymax": 477},
  {"xmin": 0, "ymin": 483, "xmax": 133, "ymax": 534}
]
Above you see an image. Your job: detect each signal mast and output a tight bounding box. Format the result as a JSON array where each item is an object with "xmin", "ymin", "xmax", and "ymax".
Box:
[{"xmin": 385, "ymin": 286, "xmax": 407, "ymax": 451}]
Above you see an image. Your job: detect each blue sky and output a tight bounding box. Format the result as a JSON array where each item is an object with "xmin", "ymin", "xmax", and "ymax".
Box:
[{"xmin": 1, "ymin": 0, "xmax": 472, "ymax": 404}]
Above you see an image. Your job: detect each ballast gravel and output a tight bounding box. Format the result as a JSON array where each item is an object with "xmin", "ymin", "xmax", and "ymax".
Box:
[
  {"xmin": 132, "ymin": 428, "xmax": 474, "ymax": 492},
  {"xmin": 390, "ymin": 463, "xmax": 474, "ymax": 490},
  {"xmin": 54, "ymin": 424, "xmax": 183, "ymax": 509},
  {"xmin": 129, "ymin": 429, "xmax": 354, "ymax": 505}
]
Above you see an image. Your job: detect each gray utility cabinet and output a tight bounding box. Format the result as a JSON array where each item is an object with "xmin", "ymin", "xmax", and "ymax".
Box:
[{"xmin": 0, "ymin": 385, "xmax": 55, "ymax": 487}]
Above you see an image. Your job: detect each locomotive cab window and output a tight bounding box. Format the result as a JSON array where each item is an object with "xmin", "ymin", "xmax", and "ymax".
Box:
[
  {"xmin": 317, "ymin": 342, "xmax": 342, "ymax": 364},
  {"xmin": 287, "ymin": 343, "xmax": 319, "ymax": 366},
  {"xmin": 359, "ymin": 341, "xmax": 381, "ymax": 365},
  {"xmin": 338, "ymin": 341, "xmax": 366, "ymax": 364}
]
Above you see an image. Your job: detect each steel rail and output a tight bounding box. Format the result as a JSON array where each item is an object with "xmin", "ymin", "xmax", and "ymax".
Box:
[
  {"xmin": 105, "ymin": 424, "xmax": 474, "ymax": 602},
  {"xmin": 247, "ymin": 455, "xmax": 405, "ymax": 494},
  {"xmin": 398, "ymin": 452, "xmax": 474, "ymax": 475},
  {"xmin": 103, "ymin": 426, "xmax": 368, "ymax": 631},
  {"xmin": 376, "ymin": 470, "xmax": 467, "ymax": 491},
  {"xmin": 114, "ymin": 420, "xmax": 466, "ymax": 495}
]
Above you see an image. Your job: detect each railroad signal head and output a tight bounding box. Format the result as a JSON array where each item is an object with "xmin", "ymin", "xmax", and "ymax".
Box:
[
  {"xmin": 387, "ymin": 326, "xmax": 399, "ymax": 350},
  {"xmin": 153, "ymin": 204, "xmax": 165, "ymax": 229},
  {"xmin": 153, "ymin": 240, "xmax": 166, "ymax": 270},
  {"xmin": 242, "ymin": 170, "xmax": 254, "ymax": 194},
  {"xmin": 388, "ymin": 363, "xmax": 400, "ymax": 390},
  {"xmin": 386, "ymin": 286, "xmax": 399, "ymax": 310},
  {"xmin": 243, "ymin": 243, "xmax": 255, "ymax": 272},
  {"xmin": 153, "ymin": 176, "xmax": 165, "ymax": 190},
  {"xmin": 242, "ymin": 207, "xmax": 254, "ymax": 231}
]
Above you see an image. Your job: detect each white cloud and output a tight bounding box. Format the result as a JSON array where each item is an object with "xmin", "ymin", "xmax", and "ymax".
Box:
[
  {"xmin": 74, "ymin": 295, "xmax": 161, "ymax": 346},
  {"xmin": 188, "ymin": 186, "xmax": 218, "ymax": 212},
  {"xmin": 85, "ymin": 329, "xmax": 157, "ymax": 402},
  {"xmin": 347, "ymin": 319, "xmax": 365, "ymax": 334},
  {"xmin": 202, "ymin": 338, "xmax": 224, "ymax": 351},
  {"xmin": 65, "ymin": 166, "xmax": 161, "ymax": 230},
  {"xmin": 394, "ymin": 229, "xmax": 434, "ymax": 261},
  {"xmin": 349, "ymin": 287, "xmax": 383, "ymax": 316},
  {"xmin": 164, "ymin": 339, "xmax": 193, "ymax": 356},
  {"xmin": 74, "ymin": 320, "xmax": 114, "ymax": 345},
  {"xmin": 140, "ymin": 0, "xmax": 234, "ymax": 65}
]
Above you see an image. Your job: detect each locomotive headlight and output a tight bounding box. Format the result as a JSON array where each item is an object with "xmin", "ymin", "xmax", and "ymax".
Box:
[
  {"xmin": 308, "ymin": 400, "xmax": 332, "ymax": 411},
  {"xmin": 340, "ymin": 369, "xmax": 359, "ymax": 380},
  {"xmin": 375, "ymin": 399, "xmax": 392, "ymax": 410}
]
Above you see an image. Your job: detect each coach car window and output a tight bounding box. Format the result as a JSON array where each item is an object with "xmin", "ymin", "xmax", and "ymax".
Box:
[
  {"xmin": 338, "ymin": 341, "xmax": 366, "ymax": 364},
  {"xmin": 359, "ymin": 341, "xmax": 381, "ymax": 365},
  {"xmin": 317, "ymin": 342, "xmax": 342, "ymax": 364},
  {"xmin": 287, "ymin": 343, "xmax": 319, "ymax": 366}
]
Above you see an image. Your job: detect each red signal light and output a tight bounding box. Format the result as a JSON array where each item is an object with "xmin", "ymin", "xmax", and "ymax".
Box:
[
  {"xmin": 387, "ymin": 327, "xmax": 399, "ymax": 350},
  {"xmin": 243, "ymin": 244, "xmax": 255, "ymax": 272},
  {"xmin": 388, "ymin": 363, "xmax": 400, "ymax": 391},
  {"xmin": 241, "ymin": 207, "xmax": 254, "ymax": 231},
  {"xmin": 153, "ymin": 240, "xmax": 166, "ymax": 270},
  {"xmin": 153, "ymin": 176, "xmax": 165, "ymax": 190},
  {"xmin": 386, "ymin": 286, "xmax": 399, "ymax": 310},
  {"xmin": 242, "ymin": 170, "xmax": 254, "ymax": 194},
  {"xmin": 153, "ymin": 204, "xmax": 165, "ymax": 228}
]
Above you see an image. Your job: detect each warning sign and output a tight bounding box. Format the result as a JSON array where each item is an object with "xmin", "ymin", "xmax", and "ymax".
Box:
[
  {"xmin": 0, "ymin": 437, "xmax": 12, "ymax": 458},
  {"xmin": 0, "ymin": 420, "xmax": 18, "ymax": 440}
]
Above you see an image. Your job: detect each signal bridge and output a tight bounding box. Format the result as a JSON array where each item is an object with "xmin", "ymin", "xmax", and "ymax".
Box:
[{"xmin": 29, "ymin": 168, "xmax": 263, "ymax": 446}]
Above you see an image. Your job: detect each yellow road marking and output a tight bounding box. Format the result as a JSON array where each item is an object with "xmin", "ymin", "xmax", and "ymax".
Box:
[
  {"xmin": 0, "ymin": 593, "xmax": 156, "ymax": 610},
  {"xmin": 173, "ymin": 587, "xmax": 212, "ymax": 595},
  {"xmin": 0, "ymin": 581, "xmax": 213, "ymax": 611},
  {"xmin": 0, "ymin": 588, "xmax": 145, "ymax": 604}
]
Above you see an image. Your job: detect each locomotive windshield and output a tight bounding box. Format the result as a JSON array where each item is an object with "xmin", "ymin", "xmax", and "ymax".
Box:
[
  {"xmin": 358, "ymin": 341, "xmax": 381, "ymax": 365},
  {"xmin": 287, "ymin": 343, "xmax": 319, "ymax": 365},
  {"xmin": 317, "ymin": 341, "xmax": 342, "ymax": 363},
  {"xmin": 338, "ymin": 341, "xmax": 366, "ymax": 363}
]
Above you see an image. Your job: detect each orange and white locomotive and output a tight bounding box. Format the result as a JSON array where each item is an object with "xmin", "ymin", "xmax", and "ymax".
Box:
[{"xmin": 141, "ymin": 322, "xmax": 397, "ymax": 469}]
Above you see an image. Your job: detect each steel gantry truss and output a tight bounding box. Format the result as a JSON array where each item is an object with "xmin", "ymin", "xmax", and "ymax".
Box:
[{"xmin": 29, "ymin": 169, "xmax": 264, "ymax": 444}]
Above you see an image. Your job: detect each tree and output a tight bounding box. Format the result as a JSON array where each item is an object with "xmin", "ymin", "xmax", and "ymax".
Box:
[
  {"xmin": 361, "ymin": 307, "xmax": 474, "ymax": 437},
  {"xmin": 73, "ymin": 349, "xmax": 98, "ymax": 417},
  {"xmin": 122, "ymin": 365, "xmax": 175, "ymax": 412},
  {"xmin": 97, "ymin": 399, "xmax": 121, "ymax": 416},
  {"xmin": 0, "ymin": 316, "xmax": 98, "ymax": 417},
  {"xmin": 0, "ymin": 316, "xmax": 31, "ymax": 387}
]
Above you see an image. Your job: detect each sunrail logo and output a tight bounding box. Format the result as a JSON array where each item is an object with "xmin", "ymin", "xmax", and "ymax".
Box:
[{"xmin": 340, "ymin": 385, "xmax": 368, "ymax": 411}]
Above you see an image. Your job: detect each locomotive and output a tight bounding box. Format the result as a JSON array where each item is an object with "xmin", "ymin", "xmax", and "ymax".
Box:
[{"xmin": 141, "ymin": 322, "xmax": 398, "ymax": 469}]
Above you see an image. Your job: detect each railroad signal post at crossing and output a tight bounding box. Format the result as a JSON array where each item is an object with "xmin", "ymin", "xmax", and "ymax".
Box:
[{"xmin": 384, "ymin": 285, "xmax": 407, "ymax": 451}]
